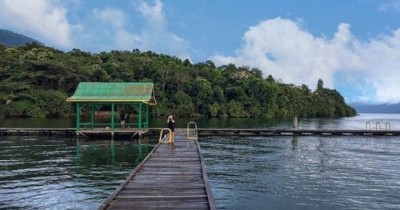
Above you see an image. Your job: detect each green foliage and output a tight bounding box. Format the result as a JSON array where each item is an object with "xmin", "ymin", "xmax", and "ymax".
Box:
[
  {"xmin": 172, "ymin": 91, "xmax": 193, "ymax": 116},
  {"xmin": 0, "ymin": 89, "xmax": 70, "ymax": 118},
  {"xmin": 0, "ymin": 44, "xmax": 357, "ymax": 119}
]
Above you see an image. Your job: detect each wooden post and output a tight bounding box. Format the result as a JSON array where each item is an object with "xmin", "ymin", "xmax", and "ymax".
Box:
[
  {"xmin": 76, "ymin": 103, "xmax": 81, "ymax": 132},
  {"xmin": 293, "ymin": 115, "xmax": 298, "ymax": 129},
  {"xmin": 366, "ymin": 122, "xmax": 371, "ymax": 130},
  {"xmin": 111, "ymin": 103, "xmax": 115, "ymax": 130},
  {"xmin": 138, "ymin": 103, "xmax": 143, "ymax": 129},
  {"xmin": 146, "ymin": 104, "xmax": 149, "ymax": 128},
  {"xmin": 90, "ymin": 104, "xmax": 95, "ymax": 128}
]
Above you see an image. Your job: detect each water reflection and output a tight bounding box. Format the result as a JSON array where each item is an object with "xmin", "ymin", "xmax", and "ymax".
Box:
[
  {"xmin": 74, "ymin": 138, "xmax": 151, "ymax": 168},
  {"xmin": 2, "ymin": 114, "xmax": 400, "ymax": 209},
  {"xmin": 0, "ymin": 136, "xmax": 155, "ymax": 209},
  {"xmin": 291, "ymin": 136, "xmax": 298, "ymax": 150}
]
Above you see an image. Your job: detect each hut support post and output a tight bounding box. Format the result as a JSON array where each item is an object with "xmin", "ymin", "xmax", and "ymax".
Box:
[
  {"xmin": 138, "ymin": 103, "xmax": 143, "ymax": 129},
  {"xmin": 111, "ymin": 103, "xmax": 115, "ymax": 130},
  {"xmin": 76, "ymin": 103, "xmax": 81, "ymax": 132},
  {"xmin": 90, "ymin": 104, "xmax": 95, "ymax": 128},
  {"xmin": 146, "ymin": 104, "xmax": 149, "ymax": 128}
]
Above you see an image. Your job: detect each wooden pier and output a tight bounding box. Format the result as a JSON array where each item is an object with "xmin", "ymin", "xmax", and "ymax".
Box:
[
  {"xmin": 0, "ymin": 128, "xmax": 76, "ymax": 136},
  {"xmin": 1, "ymin": 127, "xmax": 400, "ymax": 137},
  {"xmin": 76, "ymin": 128, "xmax": 150, "ymax": 140},
  {"xmin": 197, "ymin": 128, "xmax": 400, "ymax": 136},
  {"xmin": 98, "ymin": 128, "xmax": 216, "ymax": 210}
]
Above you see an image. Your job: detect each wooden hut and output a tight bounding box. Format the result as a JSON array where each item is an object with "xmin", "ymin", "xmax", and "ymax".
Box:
[{"xmin": 66, "ymin": 82, "xmax": 157, "ymax": 134}]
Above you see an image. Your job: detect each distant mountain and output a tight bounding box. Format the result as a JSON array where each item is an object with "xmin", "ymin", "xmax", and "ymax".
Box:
[
  {"xmin": 350, "ymin": 103, "xmax": 400, "ymax": 113},
  {"xmin": 0, "ymin": 28, "xmax": 42, "ymax": 47}
]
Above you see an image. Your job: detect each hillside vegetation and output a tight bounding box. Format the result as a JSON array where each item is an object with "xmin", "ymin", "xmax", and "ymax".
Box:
[{"xmin": 0, "ymin": 43, "xmax": 356, "ymax": 118}]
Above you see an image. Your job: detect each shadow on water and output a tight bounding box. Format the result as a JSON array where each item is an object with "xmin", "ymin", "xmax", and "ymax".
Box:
[
  {"xmin": 74, "ymin": 138, "xmax": 154, "ymax": 169},
  {"xmin": 291, "ymin": 136, "xmax": 299, "ymax": 150}
]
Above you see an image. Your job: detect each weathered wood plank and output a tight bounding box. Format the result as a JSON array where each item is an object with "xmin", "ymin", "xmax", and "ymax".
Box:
[
  {"xmin": 118, "ymin": 188, "xmax": 206, "ymax": 195},
  {"xmin": 116, "ymin": 195, "xmax": 207, "ymax": 199},
  {"xmin": 107, "ymin": 200, "xmax": 209, "ymax": 210},
  {"xmin": 128, "ymin": 173, "xmax": 203, "ymax": 178},
  {"xmin": 99, "ymin": 128, "xmax": 215, "ymax": 210},
  {"xmin": 125, "ymin": 181, "xmax": 205, "ymax": 187},
  {"xmin": 3, "ymin": 127, "xmax": 400, "ymax": 137}
]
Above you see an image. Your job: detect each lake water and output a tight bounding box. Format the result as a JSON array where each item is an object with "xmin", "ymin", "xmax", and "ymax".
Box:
[{"xmin": 1, "ymin": 114, "xmax": 400, "ymax": 209}]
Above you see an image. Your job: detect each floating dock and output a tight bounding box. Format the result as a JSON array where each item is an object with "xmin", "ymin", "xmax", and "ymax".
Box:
[
  {"xmin": 1, "ymin": 128, "xmax": 400, "ymax": 137},
  {"xmin": 197, "ymin": 128, "xmax": 400, "ymax": 136},
  {"xmin": 0, "ymin": 128, "xmax": 76, "ymax": 136},
  {"xmin": 0, "ymin": 128, "xmax": 153, "ymax": 139},
  {"xmin": 98, "ymin": 128, "xmax": 216, "ymax": 210}
]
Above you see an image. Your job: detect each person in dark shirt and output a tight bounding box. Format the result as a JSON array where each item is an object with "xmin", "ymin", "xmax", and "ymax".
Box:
[
  {"xmin": 125, "ymin": 112, "xmax": 131, "ymax": 128},
  {"xmin": 167, "ymin": 115, "xmax": 175, "ymax": 141},
  {"xmin": 120, "ymin": 111, "xmax": 125, "ymax": 128}
]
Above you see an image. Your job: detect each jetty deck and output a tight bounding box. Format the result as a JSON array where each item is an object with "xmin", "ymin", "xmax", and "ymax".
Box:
[
  {"xmin": 197, "ymin": 128, "xmax": 400, "ymax": 136},
  {"xmin": 1, "ymin": 128, "xmax": 400, "ymax": 137},
  {"xmin": 98, "ymin": 128, "xmax": 215, "ymax": 210}
]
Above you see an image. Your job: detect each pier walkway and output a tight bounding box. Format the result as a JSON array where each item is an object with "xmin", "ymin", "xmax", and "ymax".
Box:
[
  {"xmin": 197, "ymin": 128, "xmax": 400, "ymax": 136},
  {"xmin": 98, "ymin": 128, "xmax": 216, "ymax": 210},
  {"xmin": 1, "ymin": 127, "xmax": 400, "ymax": 137}
]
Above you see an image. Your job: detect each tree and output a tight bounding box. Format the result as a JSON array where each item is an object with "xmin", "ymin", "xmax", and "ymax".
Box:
[
  {"xmin": 0, "ymin": 44, "xmax": 357, "ymax": 118},
  {"xmin": 172, "ymin": 91, "xmax": 193, "ymax": 117},
  {"xmin": 317, "ymin": 78, "xmax": 324, "ymax": 91}
]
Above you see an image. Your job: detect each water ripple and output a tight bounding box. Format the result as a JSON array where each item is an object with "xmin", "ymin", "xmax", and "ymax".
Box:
[
  {"xmin": 0, "ymin": 136, "xmax": 148, "ymax": 210},
  {"xmin": 201, "ymin": 135, "xmax": 400, "ymax": 210}
]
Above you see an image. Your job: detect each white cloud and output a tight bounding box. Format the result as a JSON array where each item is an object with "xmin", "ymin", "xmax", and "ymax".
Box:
[
  {"xmin": 90, "ymin": 0, "xmax": 190, "ymax": 59},
  {"xmin": 355, "ymin": 29, "xmax": 400, "ymax": 103},
  {"xmin": 0, "ymin": 0, "xmax": 75, "ymax": 48},
  {"xmin": 90, "ymin": 6, "xmax": 144, "ymax": 50},
  {"xmin": 133, "ymin": 0, "xmax": 190, "ymax": 59},
  {"xmin": 380, "ymin": 0, "xmax": 400, "ymax": 12},
  {"xmin": 210, "ymin": 17, "xmax": 400, "ymax": 104},
  {"xmin": 115, "ymin": 30, "xmax": 142, "ymax": 48},
  {"xmin": 92, "ymin": 8, "xmax": 125, "ymax": 28},
  {"xmin": 137, "ymin": 0, "xmax": 164, "ymax": 24}
]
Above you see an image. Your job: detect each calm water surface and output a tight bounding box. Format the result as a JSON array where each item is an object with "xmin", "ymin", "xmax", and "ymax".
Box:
[
  {"xmin": 1, "ymin": 114, "xmax": 400, "ymax": 209},
  {"xmin": 0, "ymin": 137, "xmax": 154, "ymax": 209}
]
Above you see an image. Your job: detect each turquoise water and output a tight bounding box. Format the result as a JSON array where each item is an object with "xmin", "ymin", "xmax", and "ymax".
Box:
[{"xmin": 1, "ymin": 114, "xmax": 400, "ymax": 209}]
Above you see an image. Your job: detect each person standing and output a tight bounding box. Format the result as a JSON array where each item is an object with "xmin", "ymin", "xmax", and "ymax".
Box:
[
  {"xmin": 167, "ymin": 115, "xmax": 175, "ymax": 141},
  {"xmin": 126, "ymin": 112, "xmax": 131, "ymax": 128},
  {"xmin": 120, "ymin": 110, "xmax": 125, "ymax": 128}
]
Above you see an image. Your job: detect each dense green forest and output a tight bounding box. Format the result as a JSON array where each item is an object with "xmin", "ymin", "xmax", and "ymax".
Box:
[{"xmin": 0, "ymin": 43, "xmax": 356, "ymax": 118}]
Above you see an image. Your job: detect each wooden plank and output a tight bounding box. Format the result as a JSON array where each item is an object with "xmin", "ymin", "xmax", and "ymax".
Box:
[
  {"xmin": 196, "ymin": 140, "xmax": 217, "ymax": 210},
  {"xmin": 107, "ymin": 201, "xmax": 209, "ymax": 210},
  {"xmin": 122, "ymin": 185, "xmax": 206, "ymax": 190},
  {"xmin": 99, "ymin": 128, "xmax": 215, "ymax": 210},
  {"xmin": 98, "ymin": 143, "xmax": 161, "ymax": 209},
  {"xmin": 116, "ymin": 195, "xmax": 207, "ymax": 199},
  {"xmin": 118, "ymin": 188, "xmax": 206, "ymax": 195},
  {"xmin": 122, "ymin": 189, "xmax": 206, "ymax": 194},
  {"xmin": 128, "ymin": 173, "xmax": 203, "ymax": 179},
  {"xmin": 126, "ymin": 180, "xmax": 205, "ymax": 187},
  {"xmin": 3, "ymin": 127, "xmax": 400, "ymax": 137}
]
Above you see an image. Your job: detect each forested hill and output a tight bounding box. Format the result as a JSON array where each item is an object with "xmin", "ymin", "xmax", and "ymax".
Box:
[
  {"xmin": 0, "ymin": 29, "xmax": 42, "ymax": 47},
  {"xmin": 0, "ymin": 44, "xmax": 357, "ymax": 118}
]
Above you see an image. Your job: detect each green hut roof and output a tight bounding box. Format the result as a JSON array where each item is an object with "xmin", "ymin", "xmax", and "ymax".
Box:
[{"xmin": 66, "ymin": 82, "xmax": 157, "ymax": 105}]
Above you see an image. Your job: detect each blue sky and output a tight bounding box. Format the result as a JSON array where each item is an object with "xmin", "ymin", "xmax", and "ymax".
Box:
[{"xmin": 1, "ymin": 0, "xmax": 400, "ymax": 105}]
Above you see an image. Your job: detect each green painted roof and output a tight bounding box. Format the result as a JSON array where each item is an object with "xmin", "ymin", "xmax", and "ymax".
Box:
[{"xmin": 66, "ymin": 82, "xmax": 157, "ymax": 105}]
